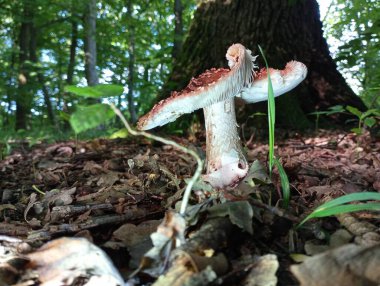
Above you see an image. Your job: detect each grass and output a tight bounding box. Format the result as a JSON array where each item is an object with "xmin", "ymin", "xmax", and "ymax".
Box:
[
  {"xmin": 297, "ymin": 192, "xmax": 380, "ymax": 228},
  {"xmin": 258, "ymin": 45, "xmax": 290, "ymax": 208}
]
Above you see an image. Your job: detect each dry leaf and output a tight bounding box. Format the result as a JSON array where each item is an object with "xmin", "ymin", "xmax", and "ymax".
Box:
[
  {"xmin": 26, "ymin": 237, "xmax": 124, "ymax": 286},
  {"xmin": 291, "ymin": 243, "xmax": 380, "ymax": 286}
]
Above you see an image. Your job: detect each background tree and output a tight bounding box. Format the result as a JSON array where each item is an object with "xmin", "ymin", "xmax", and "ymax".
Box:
[
  {"xmin": 84, "ymin": 0, "xmax": 99, "ymax": 86},
  {"xmin": 0, "ymin": 0, "xmax": 195, "ymax": 132},
  {"xmin": 15, "ymin": 0, "xmax": 34, "ymax": 130},
  {"xmin": 324, "ymin": 0, "xmax": 380, "ymax": 108},
  {"xmin": 125, "ymin": 0, "xmax": 137, "ymax": 123},
  {"xmin": 172, "ymin": 0, "xmax": 184, "ymax": 63},
  {"xmin": 162, "ymin": 0, "xmax": 366, "ymax": 128},
  {"xmin": 1, "ymin": 0, "xmax": 376, "ymax": 135}
]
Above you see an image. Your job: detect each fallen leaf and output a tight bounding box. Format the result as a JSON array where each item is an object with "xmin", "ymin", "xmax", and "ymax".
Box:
[
  {"xmin": 26, "ymin": 237, "xmax": 124, "ymax": 286},
  {"xmin": 208, "ymin": 201, "xmax": 254, "ymax": 234},
  {"xmin": 243, "ymin": 254, "xmax": 279, "ymax": 286},
  {"xmin": 291, "ymin": 243, "xmax": 380, "ymax": 286}
]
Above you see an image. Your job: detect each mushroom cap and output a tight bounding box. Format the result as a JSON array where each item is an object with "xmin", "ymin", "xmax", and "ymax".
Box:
[
  {"xmin": 137, "ymin": 43, "xmax": 256, "ymax": 130},
  {"xmin": 238, "ymin": 61, "xmax": 307, "ymax": 103}
]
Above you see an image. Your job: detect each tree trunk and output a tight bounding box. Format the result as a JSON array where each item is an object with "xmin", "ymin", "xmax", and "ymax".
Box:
[
  {"xmin": 126, "ymin": 0, "xmax": 138, "ymax": 124},
  {"xmin": 15, "ymin": 0, "xmax": 33, "ymax": 130},
  {"xmin": 61, "ymin": 2, "xmax": 79, "ymax": 129},
  {"xmin": 29, "ymin": 25, "xmax": 55, "ymax": 125},
  {"xmin": 172, "ymin": 0, "xmax": 183, "ymax": 63},
  {"xmin": 162, "ymin": 0, "xmax": 366, "ymax": 128},
  {"xmin": 67, "ymin": 14, "xmax": 78, "ymax": 85},
  {"xmin": 84, "ymin": 0, "xmax": 98, "ymax": 86}
]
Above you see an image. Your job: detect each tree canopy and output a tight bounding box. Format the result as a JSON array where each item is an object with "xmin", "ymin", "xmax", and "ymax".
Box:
[{"xmin": 0, "ymin": 0, "xmax": 378, "ymax": 135}]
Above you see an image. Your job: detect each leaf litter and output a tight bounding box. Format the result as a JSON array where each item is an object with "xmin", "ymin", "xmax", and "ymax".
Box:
[{"xmin": 0, "ymin": 129, "xmax": 379, "ymax": 285}]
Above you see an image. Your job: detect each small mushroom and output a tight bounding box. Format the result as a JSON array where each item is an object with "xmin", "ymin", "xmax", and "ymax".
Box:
[{"xmin": 137, "ymin": 44, "xmax": 307, "ymax": 189}]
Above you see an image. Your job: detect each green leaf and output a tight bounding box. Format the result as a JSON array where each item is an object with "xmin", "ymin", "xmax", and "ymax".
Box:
[
  {"xmin": 258, "ymin": 45, "xmax": 275, "ymax": 173},
  {"xmin": 70, "ymin": 104, "xmax": 115, "ymax": 133},
  {"xmin": 65, "ymin": 84, "xmax": 124, "ymax": 98},
  {"xmin": 309, "ymin": 105, "xmax": 346, "ymax": 116},
  {"xmin": 297, "ymin": 192, "xmax": 380, "ymax": 228},
  {"xmin": 361, "ymin": 109, "xmax": 380, "ymax": 119},
  {"xmin": 299, "ymin": 203, "xmax": 380, "ymax": 227},
  {"xmin": 364, "ymin": 117, "xmax": 376, "ymax": 128},
  {"xmin": 274, "ymin": 158, "xmax": 290, "ymax": 209},
  {"xmin": 350, "ymin": 127, "xmax": 362, "ymax": 135},
  {"xmin": 312, "ymin": 203, "xmax": 380, "ymax": 217},
  {"xmin": 326, "ymin": 105, "xmax": 346, "ymax": 115},
  {"xmin": 314, "ymin": 192, "xmax": 380, "ymax": 210},
  {"xmin": 346, "ymin": 105, "xmax": 362, "ymax": 118},
  {"xmin": 109, "ymin": 128, "xmax": 129, "ymax": 139},
  {"xmin": 58, "ymin": 111, "xmax": 71, "ymax": 122}
]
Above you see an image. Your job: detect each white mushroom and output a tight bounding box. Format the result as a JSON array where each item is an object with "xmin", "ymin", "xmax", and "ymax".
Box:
[
  {"xmin": 203, "ymin": 61, "xmax": 307, "ymax": 188},
  {"xmin": 137, "ymin": 44, "xmax": 255, "ymax": 130},
  {"xmin": 137, "ymin": 44, "xmax": 307, "ymax": 189}
]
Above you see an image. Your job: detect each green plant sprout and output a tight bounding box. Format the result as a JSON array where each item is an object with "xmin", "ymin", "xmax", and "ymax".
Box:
[
  {"xmin": 310, "ymin": 105, "xmax": 379, "ymax": 134},
  {"xmin": 258, "ymin": 45, "xmax": 290, "ymax": 208},
  {"xmin": 346, "ymin": 106, "xmax": 379, "ymax": 135},
  {"xmin": 309, "ymin": 105, "xmax": 346, "ymax": 130}
]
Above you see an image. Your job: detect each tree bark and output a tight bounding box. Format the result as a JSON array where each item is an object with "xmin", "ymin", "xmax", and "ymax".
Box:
[
  {"xmin": 29, "ymin": 25, "xmax": 55, "ymax": 125},
  {"xmin": 162, "ymin": 0, "xmax": 366, "ymax": 128},
  {"xmin": 84, "ymin": 0, "xmax": 98, "ymax": 86},
  {"xmin": 172, "ymin": 0, "xmax": 183, "ymax": 63},
  {"xmin": 15, "ymin": 0, "xmax": 33, "ymax": 130},
  {"xmin": 126, "ymin": 0, "xmax": 138, "ymax": 124},
  {"xmin": 67, "ymin": 14, "xmax": 78, "ymax": 85}
]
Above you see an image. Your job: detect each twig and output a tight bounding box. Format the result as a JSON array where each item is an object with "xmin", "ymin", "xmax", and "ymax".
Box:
[
  {"xmin": 110, "ymin": 104, "xmax": 203, "ymax": 215},
  {"xmin": 27, "ymin": 209, "xmax": 163, "ymax": 242},
  {"xmin": 248, "ymin": 198, "xmax": 300, "ymax": 223}
]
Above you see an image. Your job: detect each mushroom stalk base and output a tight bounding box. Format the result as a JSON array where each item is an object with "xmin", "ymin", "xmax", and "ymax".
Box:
[{"xmin": 203, "ymin": 98, "xmax": 248, "ymax": 188}]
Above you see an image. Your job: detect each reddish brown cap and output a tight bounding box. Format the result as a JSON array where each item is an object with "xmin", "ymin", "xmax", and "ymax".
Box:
[{"xmin": 137, "ymin": 44, "xmax": 255, "ymax": 130}]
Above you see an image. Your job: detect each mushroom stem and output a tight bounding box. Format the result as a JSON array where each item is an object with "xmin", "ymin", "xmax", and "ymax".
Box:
[{"xmin": 203, "ymin": 98, "xmax": 248, "ymax": 188}]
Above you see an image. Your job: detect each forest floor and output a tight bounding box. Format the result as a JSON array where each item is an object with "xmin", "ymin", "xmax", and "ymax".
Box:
[{"xmin": 0, "ymin": 128, "xmax": 379, "ymax": 285}]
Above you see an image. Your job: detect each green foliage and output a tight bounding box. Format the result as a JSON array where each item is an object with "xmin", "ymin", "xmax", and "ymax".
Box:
[
  {"xmin": 0, "ymin": 137, "xmax": 12, "ymax": 160},
  {"xmin": 109, "ymin": 128, "xmax": 129, "ymax": 139},
  {"xmin": 274, "ymin": 158, "xmax": 290, "ymax": 209},
  {"xmin": 70, "ymin": 104, "xmax": 115, "ymax": 134},
  {"xmin": 310, "ymin": 105, "xmax": 379, "ymax": 134},
  {"xmin": 0, "ymin": 0, "xmax": 196, "ymax": 134},
  {"xmin": 346, "ymin": 106, "xmax": 379, "ymax": 134},
  {"xmin": 258, "ymin": 45, "xmax": 291, "ymax": 208},
  {"xmin": 324, "ymin": 0, "xmax": 380, "ymax": 108},
  {"xmin": 258, "ymin": 45, "xmax": 275, "ymax": 173},
  {"xmin": 309, "ymin": 105, "xmax": 346, "ymax": 130},
  {"xmin": 298, "ymin": 192, "xmax": 380, "ymax": 228},
  {"xmin": 65, "ymin": 84, "xmax": 124, "ymax": 98}
]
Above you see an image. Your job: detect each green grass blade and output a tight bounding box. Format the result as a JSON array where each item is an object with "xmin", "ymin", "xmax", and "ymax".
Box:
[
  {"xmin": 258, "ymin": 45, "xmax": 275, "ymax": 174},
  {"xmin": 298, "ymin": 203, "xmax": 380, "ymax": 227},
  {"xmin": 314, "ymin": 192, "xmax": 380, "ymax": 211},
  {"xmin": 297, "ymin": 192, "xmax": 380, "ymax": 228},
  {"xmin": 274, "ymin": 158, "xmax": 290, "ymax": 209}
]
